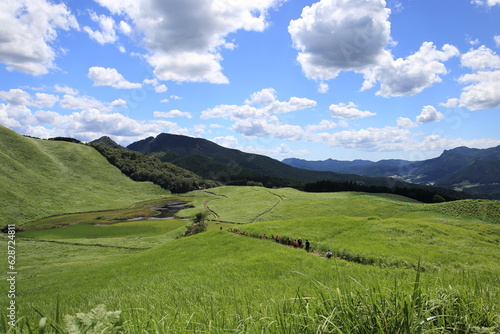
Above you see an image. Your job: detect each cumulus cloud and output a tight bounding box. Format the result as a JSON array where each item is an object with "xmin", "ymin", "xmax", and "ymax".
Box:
[
  {"xmin": 94, "ymin": 0, "xmax": 282, "ymax": 83},
  {"xmin": 397, "ymin": 117, "xmax": 417, "ymax": 129},
  {"xmin": 361, "ymin": 43, "xmax": 459, "ymax": 97},
  {"xmin": 416, "ymin": 105, "xmax": 444, "ymax": 124},
  {"xmin": 289, "ymin": 0, "xmax": 391, "ymax": 81},
  {"xmin": 202, "ymin": 88, "xmax": 316, "ymax": 120},
  {"xmin": 329, "ymin": 102, "xmax": 376, "ymax": 119},
  {"xmin": 88, "ymin": 67, "xmax": 142, "ymax": 89},
  {"xmin": 317, "ymin": 83, "xmax": 329, "ymax": 94},
  {"xmin": 306, "ymin": 119, "xmax": 346, "ymax": 131},
  {"xmin": 143, "ymin": 78, "xmax": 168, "ymax": 93},
  {"xmin": 212, "ymin": 135, "xmax": 239, "ymax": 148},
  {"xmin": 289, "ymin": 0, "xmax": 458, "ymax": 96},
  {"xmin": 0, "ymin": 89, "xmax": 59, "ymax": 108},
  {"xmin": 457, "ymin": 70, "xmax": 500, "ymax": 110},
  {"xmin": 232, "ymin": 117, "xmax": 305, "ymax": 140},
  {"xmin": 0, "ymin": 0, "xmax": 79, "ymax": 75},
  {"xmin": 441, "ymin": 46, "xmax": 500, "ymax": 111},
  {"xmin": 315, "ymin": 126, "xmax": 413, "ymax": 151},
  {"xmin": 461, "ymin": 45, "xmax": 500, "ymax": 71},
  {"xmin": 54, "ymin": 85, "xmax": 79, "ymax": 96},
  {"xmin": 84, "ymin": 12, "xmax": 117, "ymax": 45},
  {"xmin": 153, "ymin": 110, "xmax": 192, "ymax": 119},
  {"xmin": 0, "ymin": 101, "xmax": 185, "ymax": 145},
  {"xmin": 495, "ymin": 35, "xmax": 500, "ymax": 47}
]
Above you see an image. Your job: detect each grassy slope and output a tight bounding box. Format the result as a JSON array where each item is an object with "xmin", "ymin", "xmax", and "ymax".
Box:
[
  {"xmin": 6, "ymin": 186, "xmax": 500, "ymax": 332},
  {"xmin": 0, "ymin": 126, "xmax": 167, "ymax": 224}
]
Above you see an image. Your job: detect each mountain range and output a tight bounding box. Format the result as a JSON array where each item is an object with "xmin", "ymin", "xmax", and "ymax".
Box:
[
  {"xmin": 91, "ymin": 132, "xmax": 470, "ymax": 202},
  {"xmin": 283, "ymin": 146, "xmax": 500, "ymax": 199}
]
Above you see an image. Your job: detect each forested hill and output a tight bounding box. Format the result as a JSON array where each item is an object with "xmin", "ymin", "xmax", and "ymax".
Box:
[
  {"xmin": 126, "ymin": 133, "xmax": 398, "ymax": 187},
  {"xmin": 89, "ymin": 143, "xmax": 220, "ymax": 193}
]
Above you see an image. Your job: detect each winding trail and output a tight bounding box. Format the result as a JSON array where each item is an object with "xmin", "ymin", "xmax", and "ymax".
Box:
[
  {"xmin": 204, "ymin": 200, "xmax": 219, "ymax": 219},
  {"xmin": 249, "ymin": 190, "xmax": 284, "ymax": 223}
]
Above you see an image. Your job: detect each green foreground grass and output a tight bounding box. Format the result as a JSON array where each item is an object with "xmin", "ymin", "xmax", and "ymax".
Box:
[
  {"xmin": 2, "ymin": 186, "xmax": 500, "ymax": 333},
  {"xmin": 0, "ymin": 125, "xmax": 168, "ymax": 225}
]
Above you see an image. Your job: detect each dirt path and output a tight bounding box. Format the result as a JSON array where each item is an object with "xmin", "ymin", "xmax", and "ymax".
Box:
[
  {"xmin": 249, "ymin": 190, "xmax": 284, "ymax": 223},
  {"xmin": 204, "ymin": 200, "xmax": 219, "ymax": 219}
]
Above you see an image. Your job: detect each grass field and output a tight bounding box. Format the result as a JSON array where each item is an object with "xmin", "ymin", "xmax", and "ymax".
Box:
[
  {"xmin": 2, "ymin": 186, "xmax": 500, "ymax": 333},
  {"xmin": 0, "ymin": 125, "xmax": 168, "ymax": 225}
]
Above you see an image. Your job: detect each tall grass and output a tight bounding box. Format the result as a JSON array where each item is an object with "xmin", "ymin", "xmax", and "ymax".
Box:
[{"xmin": 0, "ymin": 126, "xmax": 167, "ymax": 225}]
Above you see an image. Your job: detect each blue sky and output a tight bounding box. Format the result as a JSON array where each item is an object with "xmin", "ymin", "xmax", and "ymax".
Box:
[{"xmin": 1, "ymin": 0, "xmax": 499, "ymax": 162}]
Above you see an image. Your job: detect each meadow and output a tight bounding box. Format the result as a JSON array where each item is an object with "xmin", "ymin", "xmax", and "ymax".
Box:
[
  {"xmin": 2, "ymin": 186, "xmax": 500, "ymax": 333},
  {"xmin": 0, "ymin": 125, "xmax": 168, "ymax": 225}
]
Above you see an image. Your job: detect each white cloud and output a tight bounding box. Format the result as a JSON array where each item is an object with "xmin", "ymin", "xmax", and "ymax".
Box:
[
  {"xmin": 0, "ymin": 0, "xmax": 79, "ymax": 75},
  {"xmin": 202, "ymin": 88, "xmax": 316, "ymax": 120},
  {"xmin": 329, "ymin": 102, "xmax": 376, "ymax": 119},
  {"xmin": 148, "ymin": 51, "xmax": 229, "ymax": 84},
  {"xmin": 471, "ymin": 0, "xmax": 500, "ymax": 6},
  {"xmin": 119, "ymin": 20, "xmax": 132, "ymax": 35},
  {"xmin": 88, "ymin": 67, "xmax": 142, "ymax": 89},
  {"xmin": 243, "ymin": 143, "xmax": 309, "ymax": 158},
  {"xmin": 443, "ymin": 46, "xmax": 500, "ymax": 111},
  {"xmin": 0, "ymin": 89, "xmax": 58, "ymax": 108},
  {"xmin": 54, "ymin": 85, "xmax": 79, "ymax": 96},
  {"xmin": 289, "ymin": 1, "xmax": 458, "ymax": 97},
  {"xmin": 33, "ymin": 93, "xmax": 59, "ymax": 108},
  {"xmin": 397, "ymin": 117, "xmax": 417, "ymax": 128},
  {"xmin": 461, "ymin": 45, "xmax": 500, "ymax": 71},
  {"xmin": 84, "ymin": 12, "xmax": 117, "ymax": 45},
  {"xmin": 0, "ymin": 101, "xmax": 185, "ymax": 145},
  {"xmin": 457, "ymin": 70, "xmax": 500, "ymax": 110},
  {"xmin": 153, "ymin": 110, "xmax": 192, "ymax": 119},
  {"xmin": 289, "ymin": 0, "xmax": 391, "ymax": 81},
  {"xmin": 143, "ymin": 78, "xmax": 168, "ymax": 93},
  {"xmin": 495, "ymin": 35, "xmax": 500, "ymax": 47},
  {"xmin": 212, "ymin": 135, "xmax": 239, "ymax": 148},
  {"xmin": 416, "ymin": 105, "xmax": 444, "ymax": 124},
  {"xmin": 60, "ymin": 94, "xmax": 106, "ymax": 110},
  {"xmin": 110, "ymin": 99, "xmax": 127, "ymax": 107},
  {"xmin": 232, "ymin": 118, "xmax": 305, "ymax": 140},
  {"xmin": 317, "ymin": 83, "xmax": 329, "ymax": 94},
  {"xmin": 439, "ymin": 98, "xmax": 460, "ymax": 108},
  {"xmin": 361, "ymin": 43, "xmax": 459, "ymax": 97},
  {"xmin": 94, "ymin": 0, "xmax": 282, "ymax": 83},
  {"xmin": 245, "ymin": 88, "xmax": 277, "ymax": 105},
  {"xmin": 315, "ymin": 126, "xmax": 413, "ymax": 151},
  {"xmin": 306, "ymin": 119, "xmax": 345, "ymax": 131}
]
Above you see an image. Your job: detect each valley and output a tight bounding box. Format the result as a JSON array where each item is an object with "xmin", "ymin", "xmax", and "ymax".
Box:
[
  {"xmin": 4, "ymin": 186, "xmax": 500, "ymax": 333},
  {"xmin": 1, "ymin": 126, "xmax": 499, "ymax": 333}
]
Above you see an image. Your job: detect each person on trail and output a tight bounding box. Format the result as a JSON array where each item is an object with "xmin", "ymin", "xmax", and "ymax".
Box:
[
  {"xmin": 305, "ymin": 240, "xmax": 310, "ymax": 252},
  {"xmin": 293, "ymin": 240, "xmax": 298, "ymax": 248},
  {"xmin": 298, "ymin": 238, "xmax": 303, "ymax": 248},
  {"xmin": 326, "ymin": 250, "xmax": 332, "ymax": 259},
  {"xmin": 275, "ymin": 236, "xmax": 280, "ymax": 243}
]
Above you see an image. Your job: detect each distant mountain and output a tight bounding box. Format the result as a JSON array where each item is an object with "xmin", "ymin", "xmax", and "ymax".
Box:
[
  {"xmin": 283, "ymin": 145, "xmax": 500, "ymax": 199},
  {"xmin": 90, "ymin": 136, "xmax": 125, "ymax": 149},
  {"xmin": 127, "ymin": 133, "xmax": 404, "ymax": 188},
  {"xmin": 125, "ymin": 133, "xmax": 473, "ymax": 203}
]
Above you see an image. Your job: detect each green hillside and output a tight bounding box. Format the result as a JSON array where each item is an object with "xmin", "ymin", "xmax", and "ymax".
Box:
[
  {"xmin": 7, "ymin": 186, "xmax": 500, "ymax": 333},
  {"xmin": 0, "ymin": 126, "xmax": 168, "ymax": 225}
]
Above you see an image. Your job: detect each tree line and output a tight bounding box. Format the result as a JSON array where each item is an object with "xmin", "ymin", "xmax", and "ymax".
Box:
[
  {"xmin": 90, "ymin": 144, "xmax": 219, "ymax": 193},
  {"xmin": 303, "ymin": 180, "xmax": 465, "ymax": 203}
]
